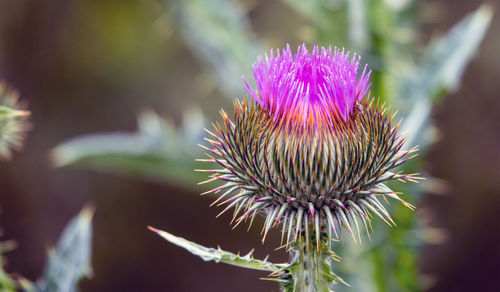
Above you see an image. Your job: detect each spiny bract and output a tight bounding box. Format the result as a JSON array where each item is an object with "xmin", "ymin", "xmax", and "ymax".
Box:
[{"xmin": 198, "ymin": 44, "xmax": 417, "ymax": 246}]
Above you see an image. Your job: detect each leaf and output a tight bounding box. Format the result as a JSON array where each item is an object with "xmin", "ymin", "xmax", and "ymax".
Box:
[
  {"xmin": 164, "ymin": 0, "xmax": 262, "ymax": 99},
  {"xmin": 149, "ymin": 226, "xmax": 285, "ymax": 272},
  {"xmin": 51, "ymin": 110, "xmax": 206, "ymax": 188},
  {"xmin": 400, "ymin": 4, "xmax": 494, "ymax": 148},
  {"xmin": 29, "ymin": 206, "xmax": 94, "ymax": 292}
]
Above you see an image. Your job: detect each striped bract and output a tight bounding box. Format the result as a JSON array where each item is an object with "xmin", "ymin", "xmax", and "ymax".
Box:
[{"xmin": 199, "ymin": 98, "xmax": 417, "ymax": 245}]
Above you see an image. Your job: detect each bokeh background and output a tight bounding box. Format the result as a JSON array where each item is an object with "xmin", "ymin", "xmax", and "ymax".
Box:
[{"xmin": 0, "ymin": 0, "xmax": 499, "ymax": 291}]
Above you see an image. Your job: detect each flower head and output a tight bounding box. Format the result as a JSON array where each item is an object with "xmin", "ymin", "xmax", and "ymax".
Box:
[
  {"xmin": 199, "ymin": 44, "xmax": 417, "ymax": 245},
  {"xmin": 0, "ymin": 82, "xmax": 30, "ymax": 160}
]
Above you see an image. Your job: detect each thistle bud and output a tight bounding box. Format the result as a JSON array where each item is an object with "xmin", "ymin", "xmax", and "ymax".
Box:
[
  {"xmin": 199, "ymin": 44, "xmax": 417, "ymax": 245},
  {"xmin": 0, "ymin": 83, "xmax": 30, "ymax": 160}
]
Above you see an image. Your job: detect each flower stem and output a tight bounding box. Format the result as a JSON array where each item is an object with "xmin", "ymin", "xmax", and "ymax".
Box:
[{"xmin": 280, "ymin": 227, "xmax": 345, "ymax": 292}]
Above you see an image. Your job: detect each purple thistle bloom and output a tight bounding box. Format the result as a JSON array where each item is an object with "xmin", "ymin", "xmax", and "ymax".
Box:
[
  {"xmin": 243, "ymin": 44, "xmax": 371, "ymax": 127},
  {"xmin": 199, "ymin": 44, "xmax": 417, "ymax": 247}
]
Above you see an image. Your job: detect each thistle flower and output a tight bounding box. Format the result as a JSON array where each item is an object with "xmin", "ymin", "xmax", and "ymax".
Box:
[
  {"xmin": 199, "ymin": 44, "xmax": 417, "ymax": 246},
  {"xmin": 0, "ymin": 83, "xmax": 30, "ymax": 160}
]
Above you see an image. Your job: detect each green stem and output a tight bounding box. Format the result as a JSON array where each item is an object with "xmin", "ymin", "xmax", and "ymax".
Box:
[{"xmin": 280, "ymin": 228, "xmax": 346, "ymax": 292}]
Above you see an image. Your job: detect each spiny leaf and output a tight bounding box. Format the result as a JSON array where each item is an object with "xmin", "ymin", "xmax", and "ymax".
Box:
[
  {"xmin": 51, "ymin": 109, "xmax": 206, "ymax": 187},
  {"xmin": 149, "ymin": 226, "xmax": 285, "ymax": 272},
  {"xmin": 401, "ymin": 4, "xmax": 494, "ymax": 148},
  {"xmin": 29, "ymin": 205, "xmax": 94, "ymax": 292}
]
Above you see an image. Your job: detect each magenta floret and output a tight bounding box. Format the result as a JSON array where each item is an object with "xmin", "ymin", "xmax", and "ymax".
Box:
[{"xmin": 243, "ymin": 43, "xmax": 371, "ymax": 124}]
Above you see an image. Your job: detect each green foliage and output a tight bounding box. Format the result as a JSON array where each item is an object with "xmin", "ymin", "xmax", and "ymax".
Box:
[
  {"xmin": 149, "ymin": 226, "xmax": 284, "ymax": 272},
  {"xmin": 52, "ymin": 110, "xmax": 206, "ymax": 187},
  {"xmin": 0, "ymin": 207, "xmax": 93, "ymax": 292},
  {"xmin": 25, "ymin": 206, "xmax": 94, "ymax": 292},
  {"xmin": 0, "ymin": 79, "xmax": 94, "ymax": 291},
  {"xmin": 150, "ymin": 227, "xmax": 346, "ymax": 292},
  {"xmin": 399, "ymin": 5, "xmax": 494, "ymax": 148}
]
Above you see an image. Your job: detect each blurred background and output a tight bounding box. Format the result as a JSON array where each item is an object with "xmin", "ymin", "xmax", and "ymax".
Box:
[{"xmin": 0, "ymin": 0, "xmax": 499, "ymax": 291}]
